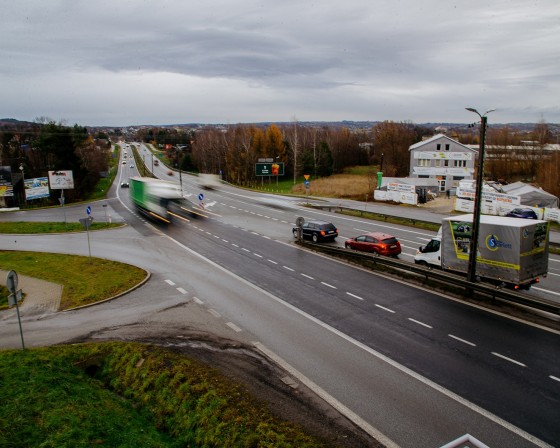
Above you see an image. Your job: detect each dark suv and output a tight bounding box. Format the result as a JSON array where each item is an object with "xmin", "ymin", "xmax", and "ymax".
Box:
[
  {"xmin": 505, "ymin": 208, "xmax": 538, "ymax": 219},
  {"xmin": 293, "ymin": 220, "xmax": 338, "ymax": 242}
]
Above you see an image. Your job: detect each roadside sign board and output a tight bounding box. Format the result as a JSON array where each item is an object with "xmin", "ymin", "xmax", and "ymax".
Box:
[
  {"xmin": 48, "ymin": 170, "xmax": 74, "ymax": 189},
  {"xmin": 86, "ymin": 206, "xmax": 91, "ymax": 215},
  {"xmin": 255, "ymin": 162, "xmax": 284, "ymax": 176}
]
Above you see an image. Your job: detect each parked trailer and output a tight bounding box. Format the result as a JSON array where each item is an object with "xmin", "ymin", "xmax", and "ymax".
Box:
[
  {"xmin": 129, "ymin": 177, "xmax": 199, "ymax": 223},
  {"xmin": 415, "ymin": 214, "xmax": 549, "ymax": 289}
]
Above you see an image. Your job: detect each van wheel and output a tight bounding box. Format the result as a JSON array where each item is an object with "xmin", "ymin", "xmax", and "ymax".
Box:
[{"xmin": 312, "ymin": 234, "xmax": 318, "ymax": 243}]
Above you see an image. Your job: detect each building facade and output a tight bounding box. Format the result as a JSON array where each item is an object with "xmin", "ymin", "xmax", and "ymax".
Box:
[{"xmin": 409, "ymin": 134, "xmax": 477, "ymax": 193}]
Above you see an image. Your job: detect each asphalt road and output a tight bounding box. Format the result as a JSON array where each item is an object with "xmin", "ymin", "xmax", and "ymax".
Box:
[{"xmin": 1, "ymin": 146, "xmax": 559, "ymax": 447}]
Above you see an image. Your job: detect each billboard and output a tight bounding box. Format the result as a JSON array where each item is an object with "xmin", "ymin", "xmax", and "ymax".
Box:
[
  {"xmin": 24, "ymin": 177, "xmax": 50, "ymax": 200},
  {"xmin": 0, "ymin": 166, "xmax": 14, "ymax": 197},
  {"xmin": 48, "ymin": 170, "xmax": 74, "ymax": 189},
  {"xmin": 255, "ymin": 162, "xmax": 284, "ymax": 176}
]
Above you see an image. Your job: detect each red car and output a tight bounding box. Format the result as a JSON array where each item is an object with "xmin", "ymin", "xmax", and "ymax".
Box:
[{"xmin": 345, "ymin": 232, "xmax": 401, "ymax": 257}]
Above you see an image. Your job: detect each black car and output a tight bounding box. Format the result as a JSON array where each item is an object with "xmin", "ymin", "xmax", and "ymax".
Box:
[
  {"xmin": 120, "ymin": 182, "xmax": 130, "ymax": 188},
  {"xmin": 293, "ymin": 220, "xmax": 338, "ymax": 242},
  {"xmin": 505, "ymin": 208, "xmax": 538, "ymax": 219}
]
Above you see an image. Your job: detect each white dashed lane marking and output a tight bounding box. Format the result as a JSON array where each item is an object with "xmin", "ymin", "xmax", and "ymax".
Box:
[
  {"xmin": 492, "ymin": 352, "xmax": 526, "ymax": 367},
  {"xmin": 408, "ymin": 318, "xmax": 433, "ymax": 329},
  {"xmin": 165, "ymin": 279, "xmax": 176, "ymax": 286},
  {"xmin": 375, "ymin": 304, "xmax": 395, "ymax": 313},
  {"xmin": 346, "ymin": 292, "xmax": 364, "ymax": 301},
  {"xmin": 448, "ymin": 334, "xmax": 476, "ymax": 346}
]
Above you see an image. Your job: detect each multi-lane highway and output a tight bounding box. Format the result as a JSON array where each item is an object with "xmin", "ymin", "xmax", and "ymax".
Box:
[{"xmin": 1, "ymin": 143, "xmax": 559, "ymax": 447}]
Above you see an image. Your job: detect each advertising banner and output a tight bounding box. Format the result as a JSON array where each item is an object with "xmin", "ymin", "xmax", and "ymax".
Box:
[
  {"xmin": 48, "ymin": 170, "xmax": 74, "ymax": 189},
  {"xmin": 387, "ymin": 183, "xmax": 415, "ymax": 193},
  {"xmin": 255, "ymin": 162, "xmax": 284, "ymax": 176},
  {"xmin": 24, "ymin": 177, "xmax": 50, "ymax": 200},
  {"xmin": 0, "ymin": 166, "xmax": 14, "ymax": 197}
]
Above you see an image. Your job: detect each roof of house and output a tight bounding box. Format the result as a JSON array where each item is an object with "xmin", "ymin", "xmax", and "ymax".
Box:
[{"xmin": 409, "ymin": 133, "xmax": 477, "ymax": 152}]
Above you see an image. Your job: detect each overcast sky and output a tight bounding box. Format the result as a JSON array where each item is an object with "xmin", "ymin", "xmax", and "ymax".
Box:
[{"xmin": 1, "ymin": 0, "xmax": 559, "ymax": 127}]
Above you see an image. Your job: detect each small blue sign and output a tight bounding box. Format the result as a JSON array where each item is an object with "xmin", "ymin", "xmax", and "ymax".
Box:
[
  {"xmin": 198, "ymin": 193, "xmax": 204, "ymax": 201},
  {"xmin": 86, "ymin": 206, "xmax": 91, "ymax": 215},
  {"xmin": 304, "ymin": 180, "xmax": 310, "ymax": 187}
]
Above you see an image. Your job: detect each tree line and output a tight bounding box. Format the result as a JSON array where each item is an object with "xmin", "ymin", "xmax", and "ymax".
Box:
[{"xmin": 1, "ymin": 118, "xmax": 557, "ymax": 207}]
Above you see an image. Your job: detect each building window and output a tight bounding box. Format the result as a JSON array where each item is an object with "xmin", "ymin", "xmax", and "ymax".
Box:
[
  {"xmin": 436, "ymin": 144, "xmax": 441, "ymax": 151},
  {"xmin": 444, "ymin": 160, "xmax": 449, "ymax": 167},
  {"xmin": 435, "ymin": 160, "xmax": 441, "ymax": 167},
  {"xmin": 454, "ymin": 160, "xmax": 466, "ymax": 167},
  {"xmin": 445, "ymin": 144, "xmax": 450, "ymax": 151},
  {"xmin": 418, "ymin": 159, "xmax": 430, "ymax": 167}
]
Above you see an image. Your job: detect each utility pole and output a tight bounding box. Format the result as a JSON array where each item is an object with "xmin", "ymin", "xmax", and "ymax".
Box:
[{"xmin": 465, "ymin": 108, "xmax": 495, "ymax": 283}]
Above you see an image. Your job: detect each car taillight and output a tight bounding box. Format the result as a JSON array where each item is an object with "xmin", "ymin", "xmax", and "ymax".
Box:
[{"xmin": 320, "ymin": 230, "xmax": 326, "ymax": 236}]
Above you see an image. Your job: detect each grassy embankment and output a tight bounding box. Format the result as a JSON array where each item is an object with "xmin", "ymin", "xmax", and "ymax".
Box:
[{"xmin": 0, "ymin": 342, "xmax": 324, "ymax": 447}]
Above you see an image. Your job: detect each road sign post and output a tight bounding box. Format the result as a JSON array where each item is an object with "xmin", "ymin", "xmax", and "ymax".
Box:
[
  {"xmin": 6, "ymin": 270, "xmax": 25, "ymax": 350},
  {"xmin": 79, "ymin": 216, "xmax": 94, "ymax": 257}
]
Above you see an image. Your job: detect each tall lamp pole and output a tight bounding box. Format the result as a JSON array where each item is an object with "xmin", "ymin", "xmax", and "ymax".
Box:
[
  {"xmin": 465, "ymin": 107, "xmax": 495, "ymax": 283},
  {"xmin": 19, "ymin": 163, "xmax": 26, "ymax": 206}
]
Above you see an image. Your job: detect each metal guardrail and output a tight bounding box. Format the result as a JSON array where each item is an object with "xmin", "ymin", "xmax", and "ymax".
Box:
[{"xmin": 299, "ymin": 241, "xmax": 560, "ymax": 317}]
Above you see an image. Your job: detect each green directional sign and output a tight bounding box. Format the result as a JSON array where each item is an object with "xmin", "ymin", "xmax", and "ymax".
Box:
[{"xmin": 255, "ymin": 162, "xmax": 284, "ymax": 176}]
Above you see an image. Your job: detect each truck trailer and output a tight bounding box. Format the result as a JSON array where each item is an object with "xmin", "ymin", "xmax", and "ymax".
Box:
[
  {"xmin": 129, "ymin": 177, "xmax": 199, "ymax": 223},
  {"xmin": 415, "ymin": 214, "xmax": 549, "ymax": 289}
]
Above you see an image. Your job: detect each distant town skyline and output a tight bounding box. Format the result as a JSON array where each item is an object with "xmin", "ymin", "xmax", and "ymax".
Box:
[{"xmin": 1, "ymin": 1, "xmax": 559, "ymax": 127}]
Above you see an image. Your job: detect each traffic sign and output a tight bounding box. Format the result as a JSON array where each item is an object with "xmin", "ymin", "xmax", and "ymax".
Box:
[
  {"xmin": 6, "ymin": 270, "xmax": 18, "ymax": 294},
  {"xmin": 198, "ymin": 193, "xmax": 204, "ymax": 201},
  {"xmin": 86, "ymin": 205, "xmax": 91, "ymax": 215},
  {"xmin": 304, "ymin": 180, "xmax": 310, "ymax": 188},
  {"xmin": 8, "ymin": 290, "xmax": 23, "ymax": 307},
  {"xmin": 79, "ymin": 216, "xmax": 94, "ymax": 231}
]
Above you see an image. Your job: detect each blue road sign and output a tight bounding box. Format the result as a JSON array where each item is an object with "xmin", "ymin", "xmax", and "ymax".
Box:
[
  {"xmin": 86, "ymin": 206, "xmax": 91, "ymax": 215},
  {"xmin": 198, "ymin": 193, "xmax": 204, "ymax": 201},
  {"xmin": 304, "ymin": 180, "xmax": 310, "ymax": 188}
]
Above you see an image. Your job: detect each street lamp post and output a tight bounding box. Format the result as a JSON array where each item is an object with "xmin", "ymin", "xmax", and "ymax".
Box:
[
  {"xmin": 19, "ymin": 163, "xmax": 26, "ymax": 206},
  {"xmin": 465, "ymin": 107, "xmax": 495, "ymax": 283}
]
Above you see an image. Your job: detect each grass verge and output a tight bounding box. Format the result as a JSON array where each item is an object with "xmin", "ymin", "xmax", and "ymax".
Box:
[
  {"xmin": 0, "ymin": 342, "xmax": 325, "ymax": 447},
  {"xmin": 0, "ymin": 221, "xmax": 122, "ymax": 234},
  {"xmin": 0, "ymin": 251, "xmax": 146, "ymax": 310}
]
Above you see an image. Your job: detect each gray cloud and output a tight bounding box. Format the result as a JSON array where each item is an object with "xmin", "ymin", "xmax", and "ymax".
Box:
[{"xmin": 1, "ymin": 0, "xmax": 559, "ymax": 125}]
